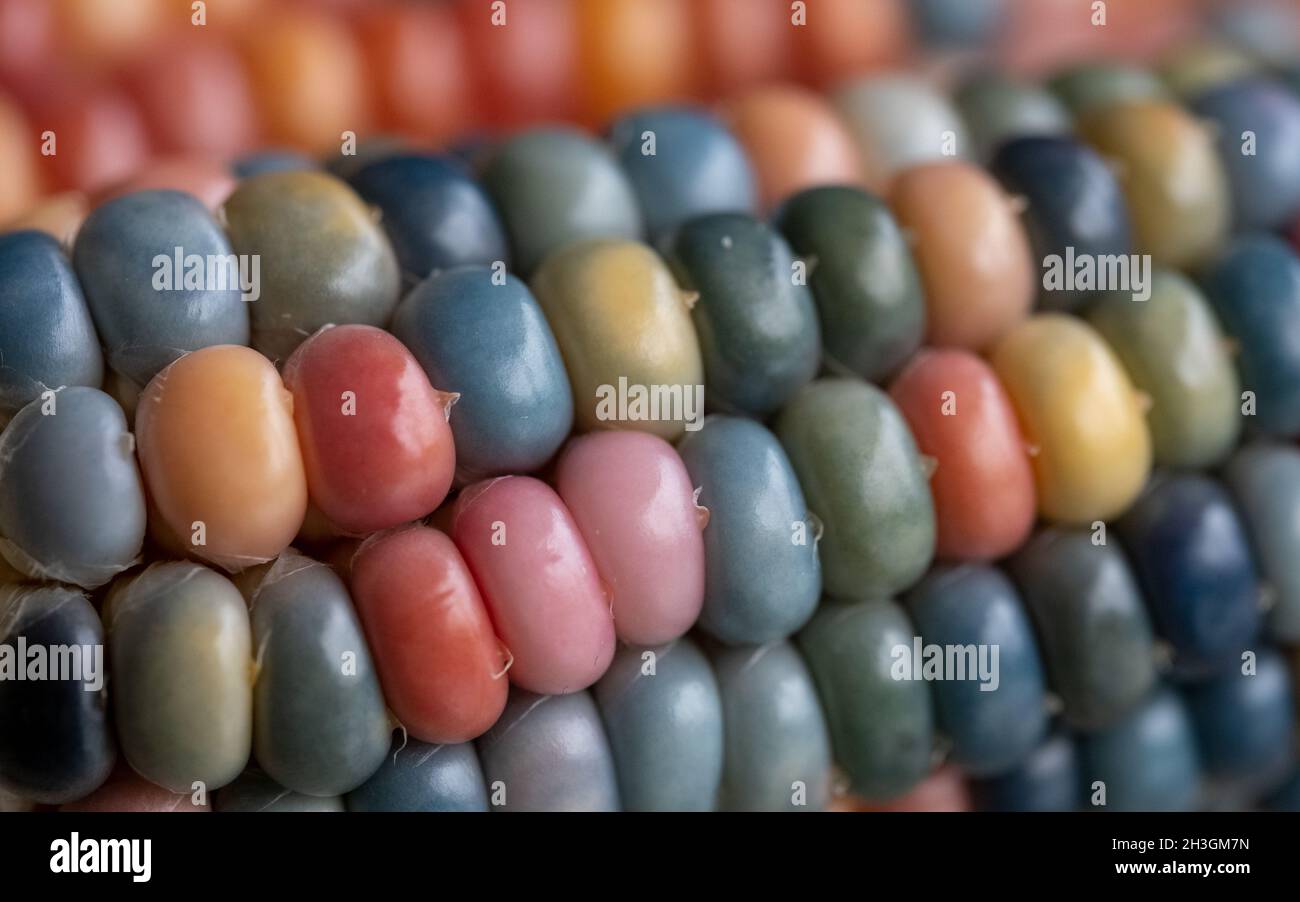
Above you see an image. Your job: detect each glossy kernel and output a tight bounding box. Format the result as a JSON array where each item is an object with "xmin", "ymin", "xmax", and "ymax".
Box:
[
  {"xmin": 222, "ymin": 171, "xmax": 401, "ymax": 362},
  {"xmin": 348, "ymin": 154, "xmax": 509, "ymax": 281},
  {"xmin": 481, "ymin": 129, "xmax": 642, "ymax": 275},
  {"xmin": 665, "ymin": 213, "xmax": 821, "ymax": 417},
  {"xmin": 888, "ymin": 348, "xmax": 1035, "ymax": 561},
  {"xmin": 677, "ymin": 416, "xmax": 821, "ymax": 645},
  {"xmin": 105, "ymin": 562, "xmax": 252, "ymax": 793},
  {"xmin": 0, "ymin": 387, "xmax": 145, "ymax": 588},
  {"xmin": 989, "ymin": 135, "xmax": 1133, "ymax": 311},
  {"xmin": 346, "ymin": 738, "xmax": 488, "ymax": 812},
  {"xmin": 1081, "ymin": 686, "xmax": 1201, "ymax": 812},
  {"xmin": 593, "ymin": 639, "xmax": 723, "ymax": 812},
  {"xmin": 1186, "ymin": 650, "xmax": 1295, "ymax": 794},
  {"xmin": 0, "ymin": 230, "xmax": 101, "ymax": 414},
  {"xmin": 609, "ymin": 106, "xmax": 757, "ymax": 241},
  {"xmin": 1009, "ymin": 528, "xmax": 1157, "ymax": 731},
  {"xmin": 451, "ymin": 476, "xmax": 615, "ymax": 695},
  {"xmin": 241, "ymin": 551, "xmax": 391, "ymax": 797},
  {"xmin": 72, "ymin": 189, "xmax": 248, "ymax": 387},
  {"xmin": 991, "ymin": 314, "xmax": 1152, "ymax": 525},
  {"xmin": 476, "ymin": 688, "xmax": 620, "ymax": 812},
  {"xmin": 774, "ymin": 186, "xmax": 925, "ymax": 383},
  {"xmin": 135, "ymin": 345, "xmax": 307, "ymax": 572},
  {"xmin": 889, "ymin": 161, "xmax": 1035, "ymax": 351},
  {"xmin": 972, "ymin": 732, "xmax": 1082, "ymax": 812},
  {"xmin": 1086, "ymin": 268, "xmax": 1241, "ymax": 468},
  {"xmin": 530, "ymin": 239, "xmax": 703, "ymax": 441},
  {"xmin": 350, "ymin": 526, "xmax": 508, "ymax": 744},
  {"xmin": 390, "ymin": 266, "xmax": 573, "ymax": 483},
  {"xmin": 798, "ymin": 599, "xmax": 934, "ymax": 801},
  {"xmin": 1077, "ymin": 100, "xmax": 1229, "ymax": 268},
  {"xmin": 1200, "ymin": 235, "xmax": 1300, "ymax": 437},
  {"xmin": 1116, "ymin": 473, "xmax": 1262, "ymax": 678},
  {"xmin": 282, "ymin": 324, "xmax": 455, "ymax": 536},
  {"xmin": 711, "ymin": 641, "xmax": 831, "ymax": 812},
  {"xmin": 0, "ymin": 585, "xmax": 114, "ymax": 804},
  {"xmin": 775, "ymin": 379, "xmax": 935, "ymax": 599},
  {"xmin": 905, "ymin": 566, "xmax": 1047, "ymax": 777},
  {"xmin": 1189, "ymin": 77, "xmax": 1300, "ymax": 231},
  {"xmin": 556, "ymin": 432, "xmax": 704, "ymax": 645}
]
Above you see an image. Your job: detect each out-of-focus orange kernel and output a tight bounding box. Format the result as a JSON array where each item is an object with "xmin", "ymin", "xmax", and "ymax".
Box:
[
  {"xmin": 55, "ymin": 0, "xmax": 168, "ymax": 64},
  {"xmin": 242, "ymin": 8, "xmax": 369, "ymax": 151},
  {"xmin": 2, "ymin": 192, "xmax": 89, "ymax": 244},
  {"xmin": 0, "ymin": 93, "xmax": 41, "ymax": 222},
  {"xmin": 789, "ymin": 0, "xmax": 913, "ymax": 88},
  {"xmin": 357, "ymin": 3, "xmax": 473, "ymax": 143},
  {"xmin": 722, "ymin": 85, "xmax": 864, "ymax": 210},
  {"xmin": 575, "ymin": 0, "xmax": 697, "ymax": 125},
  {"xmin": 694, "ymin": 0, "xmax": 791, "ymax": 96}
]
